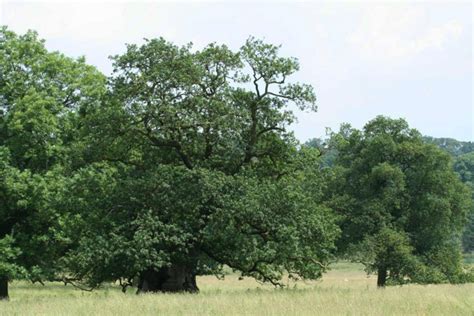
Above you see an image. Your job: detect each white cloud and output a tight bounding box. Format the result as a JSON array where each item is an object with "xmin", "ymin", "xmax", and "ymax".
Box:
[
  {"xmin": 349, "ymin": 4, "xmax": 464, "ymax": 62},
  {"xmin": 2, "ymin": 2, "xmax": 129, "ymax": 41},
  {"xmin": 419, "ymin": 21, "xmax": 463, "ymax": 50}
]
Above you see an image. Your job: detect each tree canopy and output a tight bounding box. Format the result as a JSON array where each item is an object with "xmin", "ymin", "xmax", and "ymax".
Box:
[
  {"xmin": 0, "ymin": 27, "xmax": 106, "ymax": 299},
  {"xmin": 453, "ymin": 152, "xmax": 474, "ymax": 252},
  {"xmin": 423, "ymin": 137, "xmax": 474, "ymax": 157},
  {"xmin": 56, "ymin": 36, "xmax": 338, "ymax": 293},
  {"xmin": 425, "ymin": 137, "xmax": 474, "ymax": 252},
  {"xmin": 327, "ymin": 116, "xmax": 472, "ymax": 286},
  {"xmin": 0, "ymin": 28, "xmax": 471, "ymax": 299}
]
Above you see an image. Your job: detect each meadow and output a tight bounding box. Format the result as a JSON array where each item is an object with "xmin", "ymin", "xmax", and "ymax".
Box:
[{"xmin": 1, "ymin": 262, "xmax": 472, "ymax": 316}]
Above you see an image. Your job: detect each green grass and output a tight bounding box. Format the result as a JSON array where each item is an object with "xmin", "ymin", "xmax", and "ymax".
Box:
[{"xmin": 1, "ymin": 263, "xmax": 473, "ymax": 316}]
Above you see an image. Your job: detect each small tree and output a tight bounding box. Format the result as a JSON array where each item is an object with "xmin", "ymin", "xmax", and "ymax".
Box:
[{"xmin": 329, "ymin": 116, "xmax": 472, "ymax": 287}]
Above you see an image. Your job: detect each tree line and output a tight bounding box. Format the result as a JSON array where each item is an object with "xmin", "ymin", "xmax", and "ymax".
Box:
[
  {"xmin": 422, "ymin": 137, "xmax": 474, "ymax": 253},
  {"xmin": 0, "ymin": 28, "xmax": 472, "ymax": 300}
]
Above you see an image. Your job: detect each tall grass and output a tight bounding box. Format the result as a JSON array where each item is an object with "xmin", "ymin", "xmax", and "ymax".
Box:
[{"xmin": 1, "ymin": 263, "xmax": 472, "ymax": 316}]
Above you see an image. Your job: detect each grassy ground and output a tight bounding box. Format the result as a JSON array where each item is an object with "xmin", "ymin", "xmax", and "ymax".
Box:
[{"xmin": 1, "ymin": 262, "xmax": 473, "ymax": 316}]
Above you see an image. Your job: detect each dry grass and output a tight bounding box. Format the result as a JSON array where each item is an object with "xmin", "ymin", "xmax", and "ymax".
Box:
[{"xmin": 1, "ymin": 263, "xmax": 473, "ymax": 316}]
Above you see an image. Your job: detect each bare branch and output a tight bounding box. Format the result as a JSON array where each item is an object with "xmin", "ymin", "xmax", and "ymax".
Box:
[
  {"xmin": 119, "ymin": 277, "xmax": 134, "ymax": 294},
  {"xmin": 263, "ymin": 91, "xmax": 296, "ymax": 100},
  {"xmin": 57, "ymin": 277, "xmax": 96, "ymax": 292},
  {"xmin": 249, "ymin": 63, "xmax": 262, "ymax": 98},
  {"xmin": 139, "ymin": 118, "xmax": 194, "ymax": 169},
  {"xmin": 257, "ymin": 126, "xmax": 285, "ymax": 137},
  {"xmin": 289, "ymin": 256, "xmax": 329, "ymax": 270}
]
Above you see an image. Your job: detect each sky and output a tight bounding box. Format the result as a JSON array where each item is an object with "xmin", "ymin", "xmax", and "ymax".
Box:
[{"xmin": 1, "ymin": 0, "xmax": 472, "ymax": 141}]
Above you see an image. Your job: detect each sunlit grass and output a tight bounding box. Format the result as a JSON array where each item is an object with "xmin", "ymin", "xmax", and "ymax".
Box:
[{"xmin": 1, "ymin": 263, "xmax": 473, "ymax": 316}]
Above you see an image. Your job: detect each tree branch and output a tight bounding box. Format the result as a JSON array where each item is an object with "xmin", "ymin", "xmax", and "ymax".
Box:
[
  {"xmin": 140, "ymin": 119, "xmax": 194, "ymax": 169},
  {"xmin": 257, "ymin": 126, "xmax": 285, "ymax": 137}
]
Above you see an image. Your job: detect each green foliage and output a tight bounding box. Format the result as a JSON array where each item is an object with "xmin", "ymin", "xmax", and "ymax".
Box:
[
  {"xmin": 352, "ymin": 228, "xmax": 419, "ymax": 285},
  {"xmin": 58, "ymin": 35, "xmax": 336, "ymax": 289},
  {"xmin": 427, "ymin": 137, "xmax": 474, "ymax": 252},
  {"xmin": 329, "ymin": 116, "xmax": 473, "ymax": 285},
  {"xmin": 304, "ymin": 137, "xmax": 337, "ymax": 168},
  {"xmin": 454, "ymin": 152, "xmax": 474, "ymax": 183},
  {"xmin": 0, "ymin": 235, "xmax": 24, "ymax": 279},
  {"xmin": 423, "ymin": 136, "xmax": 474, "ymax": 157},
  {"xmin": 453, "ymin": 152, "xmax": 474, "ymax": 252},
  {"xmin": 0, "ymin": 27, "xmax": 106, "ymax": 285},
  {"xmin": 2, "ymin": 26, "xmax": 471, "ymax": 297}
]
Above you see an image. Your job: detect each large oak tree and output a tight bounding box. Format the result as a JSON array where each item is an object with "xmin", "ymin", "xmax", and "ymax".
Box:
[{"xmin": 59, "ymin": 37, "xmax": 339, "ymax": 293}]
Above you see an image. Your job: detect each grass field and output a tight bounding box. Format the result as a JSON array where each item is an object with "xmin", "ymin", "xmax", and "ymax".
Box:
[{"xmin": 1, "ymin": 262, "xmax": 473, "ymax": 316}]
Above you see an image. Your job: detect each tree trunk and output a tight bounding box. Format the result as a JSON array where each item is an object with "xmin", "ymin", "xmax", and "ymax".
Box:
[
  {"xmin": 0, "ymin": 275, "xmax": 8, "ymax": 300},
  {"xmin": 377, "ymin": 267, "xmax": 387, "ymax": 288},
  {"xmin": 137, "ymin": 263, "xmax": 198, "ymax": 294}
]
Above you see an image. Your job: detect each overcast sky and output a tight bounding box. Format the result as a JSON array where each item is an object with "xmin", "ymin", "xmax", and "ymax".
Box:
[{"xmin": 1, "ymin": 0, "xmax": 472, "ymax": 141}]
